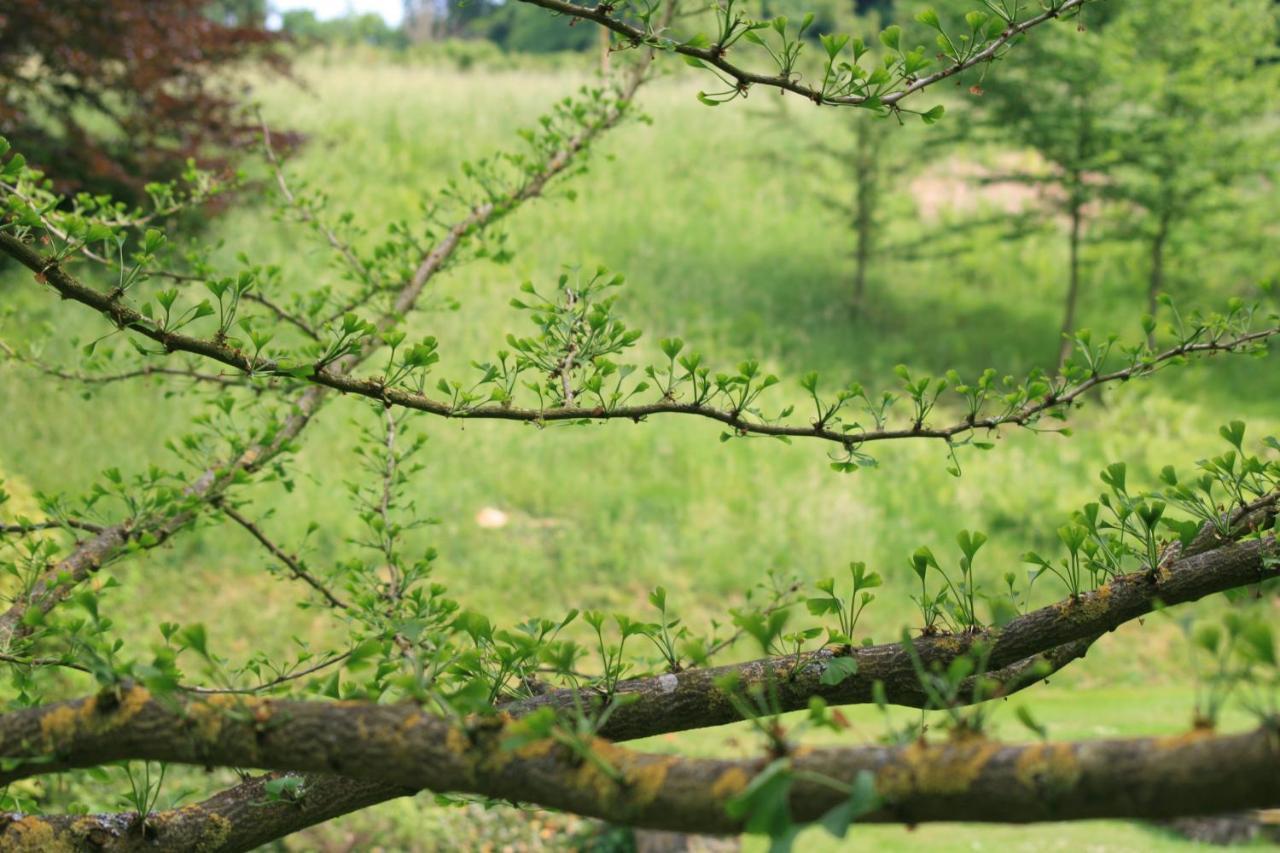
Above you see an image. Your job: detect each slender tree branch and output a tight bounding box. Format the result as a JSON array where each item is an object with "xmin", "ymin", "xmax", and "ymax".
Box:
[
  {"xmin": 240, "ymin": 291, "xmax": 320, "ymax": 341},
  {"xmin": 513, "ymin": 0, "xmax": 1089, "ymax": 107},
  {"xmin": 5, "ymin": 237, "xmax": 1271, "ymax": 455},
  {"xmin": 186, "ymin": 651, "xmax": 353, "ymax": 696},
  {"xmin": 217, "ymin": 502, "xmax": 350, "ymax": 611},
  {"xmin": 0, "ymin": 339, "xmax": 246, "ymax": 390},
  {"xmin": 259, "ymin": 113, "xmax": 387, "ymax": 305},
  {"xmin": 0, "ymin": 652, "xmax": 91, "ymax": 674},
  {"xmin": 0, "ymin": 519, "xmax": 106, "ymax": 536},
  {"xmin": 0, "ymin": 650, "xmax": 350, "ymax": 698}
]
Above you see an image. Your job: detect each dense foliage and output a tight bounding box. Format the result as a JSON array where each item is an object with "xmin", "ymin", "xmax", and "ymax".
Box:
[{"xmin": 0, "ymin": 0, "xmax": 282, "ymax": 203}]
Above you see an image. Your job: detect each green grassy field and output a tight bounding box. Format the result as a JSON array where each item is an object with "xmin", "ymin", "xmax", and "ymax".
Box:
[{"xmin": 1, "ymin": 57, "xmax": 1277, "ymax": 850}]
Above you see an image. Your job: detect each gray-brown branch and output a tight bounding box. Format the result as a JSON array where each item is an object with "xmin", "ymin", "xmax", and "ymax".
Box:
[
  {"xmin": 3, "ymin": 524, "xmax": 1273, "ymax": 851},
  {"xmin": 0, "ymin": 686, "xmax": 1274, "ymax": 847}
]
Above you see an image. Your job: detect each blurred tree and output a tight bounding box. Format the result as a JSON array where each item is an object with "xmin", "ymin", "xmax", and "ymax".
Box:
[
  {"xmin": 404, "ymin": 0, "xmax": 449, "ymax": 41},
  {"xmin": 0, "ymin": 0, "xmax": 284, "ymax": 204},
  {"xmin": 281, "ymin": 9, "xmax": 408, "ymax": 47},
  {"xmin": 956, "ymin": 0, "xmax": 1279, "ymax": 362},
  {"xmin": 1104, "ymin": 0, "xmax": 1280, "ymax": 345},
  {"xmin": 846, "ymin": 116, "xmax": 890, "ymax": 308},
  {"xmin": 854, "ymin": 0, "xmax": 894, "ymax": 14},
  {"xmin": 465, "ymin": 2, "xmax": 598, "ymax": 52},
  {"xmin": 774, "ymin": 108, "xmax": 903, "ymax": 310},
  {"xmin": 206, "ymin": 0, "xmax": 268, "ymax": 25},
  {"xmin": 952, "ymin": 18, "xmax": 1118, "ymax": 367},
  {"xmin": 752, "ymin": 9, "xmax": 912, "ymax": 312},
  {"xmin": 446, "ymin": 0, "xmax": 507, "ymax": 37}
]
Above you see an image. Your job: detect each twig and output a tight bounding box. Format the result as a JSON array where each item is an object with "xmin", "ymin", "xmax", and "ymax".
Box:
[
  {"xmin": 218, "ymin": 502, "xmax": 350, "ymax": 611},
  {"xmin": 514, "ymin": 0, "xmax": 1088, "ymax": 107}
]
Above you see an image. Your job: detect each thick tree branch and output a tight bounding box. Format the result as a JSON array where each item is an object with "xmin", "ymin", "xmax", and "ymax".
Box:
[
  {"xmin": 511, "ymin": 531, "xmax": 1278, "ymax": 741},
  {"xmin": 0, "ymin": 686, "xmax": 1275, "ymax": 839},
  {"xmin": 1, "ymin": 529, "xmax": 1271, "ymax": 849},
  {"xmin": 0, "ymin": 773, "xmax": 410, "ymax": 852}
]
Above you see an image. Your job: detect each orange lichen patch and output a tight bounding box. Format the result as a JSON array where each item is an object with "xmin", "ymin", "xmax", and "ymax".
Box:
[
  {"xmin": 354, "ymin": 715, "xmax": 372, "ymax": 746},
  {"xmin": 191, "ymin": 694, "xmax": 262, "ymax": 713},
  {"xmin": 193, "ymin": 810, "xmax": 233, "ymax": 851},
  {"xmin": 358, "ymin": 711, "xmax": 424, "ymax": 754},
  {"xmin": 398, "ymin": 711, "xmax": 427, "ymax": 736},
  {"xmin": 470, "ymin": 711, "xmax": 513, "ymax": 731},
  {"xmin": 143, "ymin": 802, "xmax": 232, "ymax": 850},
  {"xmin": 40, "ymin": 686, "xmax": 154, "ymax": 748},
  {"xmin": 69, "ymin": 816, "xmax": 104, "ymax": 836},
  {"xmin": 876, "ymin": 738, "xmax": 1002, "ymax": 800},
  {"xmin": 931, "ymin": 635, "xmax": 969, "ymax": 655},
  {"xmin": 114, "ymin": 684, "xmax": 152, "ymax": 723},
  {"xmin": 445, "ymin": 725, "xmax": 473, "ymax": 758},
  {"xmin": 567, "ymin": 740, "xmax": 641, "ymax": 805},
  {"xmin": 1153, "ymin": 727, "xmax": 1216, "ymax": 750},
  {"xmin": 1056, "ymin": 583, "xmax": 1113, "ymax": 623},
  {"xmin": 621, "ymin": 755, "xmax": 677, "ymax": 809},
  {"xmin": 186, "ymin": 694, "xmax": 262, "ymax": 741},
  {"xmin": 38, "ymin": 706, "xmax": 80, "ymax": 750},
  {"xmin": 1014, "ymin": 742, "xmax": 1080, "ymax": 795},
  {"xmin": 510, "ymin": 738, "xmax": 556, "ymax": 761},
  {"xmin": 481, "ymin": 718, "xmax": 560, "ymax": 774},
  {"xmin": 4, "ymin": 816, "xmax": 72, "ymax": 852},
  {"xmin": 710, "ymin": 766, "xmax": 751, "ymax": 800}
]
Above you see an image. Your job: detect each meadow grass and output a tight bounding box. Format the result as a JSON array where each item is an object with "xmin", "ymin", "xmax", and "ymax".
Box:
[{"xmin": 0, "ymin": 57, "xmax": 1277, "ymax": 849}]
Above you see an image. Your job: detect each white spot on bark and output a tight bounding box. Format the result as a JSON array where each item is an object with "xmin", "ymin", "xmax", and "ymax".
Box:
[{"xmin": 658, "ymin": 674, "xmax": 678, "ymax": 694}]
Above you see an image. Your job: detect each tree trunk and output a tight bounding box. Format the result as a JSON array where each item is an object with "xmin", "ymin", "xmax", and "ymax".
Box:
[
  {"xmin": 853, "ymin": 180, "xmax": 873, "ymax": 309},
  {"xmin": 852, "ymin": 119, "xmax": 878, "ymax": 311},
  {"xmin": 1057, "ymin": 190, "xmax": 1083, "ymax": 369},
  {"xmin": 599, "ymin": 23, "xmax": 611, "ymax": 73},
  {"xmin": 1146, "ymin": 212, "xmax": 1170, "ymax": 350}
]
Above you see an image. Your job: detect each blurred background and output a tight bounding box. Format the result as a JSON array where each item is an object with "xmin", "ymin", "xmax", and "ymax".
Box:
[{"xmin": 1, "ymin": 0, "xmax": 1279, "ymax": 849}]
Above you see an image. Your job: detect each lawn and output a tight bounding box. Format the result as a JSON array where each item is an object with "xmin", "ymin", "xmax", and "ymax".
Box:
[{"xmin": 0, "ymin": 54, "xmax": 1276, "ymax": 850}]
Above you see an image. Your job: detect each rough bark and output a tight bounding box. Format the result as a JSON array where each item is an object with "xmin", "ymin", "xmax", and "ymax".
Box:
[
  {"xmin": 0, "ymin": 774, "xmax": 407, "ymax": 852},
  {"xmin": 511, "ymin": 533, "xmax": 1277, "ymax": 741},
  {"xmin": 0, "ymin": 528, "xmax": 1272, "ymax": 849},
  {"xmin": 0, "ymin": 686, "xmax": 1275, "ymax": 841}
]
